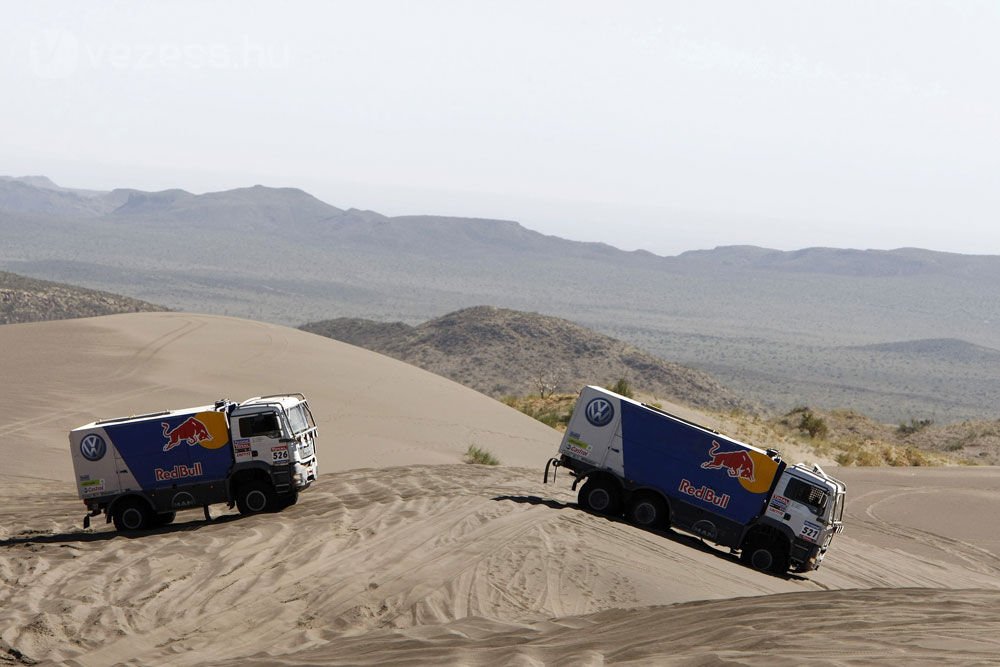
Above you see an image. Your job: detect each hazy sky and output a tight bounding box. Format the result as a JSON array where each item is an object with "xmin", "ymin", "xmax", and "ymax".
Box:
[{"xmin": 3, "ymin": 1, "xmax": 998, "ymax": 256}]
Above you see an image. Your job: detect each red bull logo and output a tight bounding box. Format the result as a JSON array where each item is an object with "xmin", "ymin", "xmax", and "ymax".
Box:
[
  {"xmin": 678, "ymin": 479, "xmax": 730, "ymax": 509},
  {"xmin": 162, "ymin": 417, "xmax": 211, "ymax": 452},
  {"xmin": 700, "ymin": 440, "xmax": 755, "ymax": 482},
  {"xmin": 154, "ymin": 462, "xmax": 204, "ymax": 481}
]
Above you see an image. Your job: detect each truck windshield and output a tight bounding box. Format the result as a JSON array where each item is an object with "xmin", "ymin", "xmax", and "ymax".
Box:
[
  {"xmin": 785, "ymin": 477, "xmax": 829, "ymax": 517},
  {"xmin": 285, "ymin": 403, "xmax": 314, "ymax": 435}
]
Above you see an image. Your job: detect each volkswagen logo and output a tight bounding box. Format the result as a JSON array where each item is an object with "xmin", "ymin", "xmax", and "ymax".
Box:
[
  {"xmin": 585, "ymin": 397, "xmax": 615, "ymax": 427},
  {"xmin": 80, "ymin": 434, "xmax": 107, "ymax": 461}
]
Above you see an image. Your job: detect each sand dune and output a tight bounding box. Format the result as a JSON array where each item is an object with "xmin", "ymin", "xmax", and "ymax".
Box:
[
  {"xmin": 2, "ymin": 465, "xmax": 1000, "ymax": 665},
  {"xmin": 2, "ymin": 314, "xmax": 1000, "ymax": 665},
  {"xmin": 0, "ymin": 312, "xmax": 557, "ymax": 482}
]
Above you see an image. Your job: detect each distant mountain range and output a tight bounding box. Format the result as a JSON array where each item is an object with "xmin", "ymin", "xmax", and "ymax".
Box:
[
  {"xmin": 3, "ymin": 174, "xmax": 999, "ymax": 422},
  {"xmin": 0, "ymin": 270, "xmax": 166, "ymax": 324},
  {"xmin": 301, "ymin": 306, "xmax": 753, "ymax": 413}
]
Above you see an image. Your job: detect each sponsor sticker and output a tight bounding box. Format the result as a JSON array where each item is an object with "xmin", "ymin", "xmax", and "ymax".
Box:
[
  {"xmin": 80, "ymin": 478, "xmax": 105, "ymax": 496},
  {"xmin": 566, "ymin": 436, "xmax": 592, "ymax": 458},
  {"xmin": 234, "ymin": 439, "xmax": 252, "ymax": 459},
  {"xmin": 271, "ymin": 444, "xmax": 289, "ymax": 463},
  {"xmin": 767, "ymin": 494, "xmax": 789, "ymax": 516}
]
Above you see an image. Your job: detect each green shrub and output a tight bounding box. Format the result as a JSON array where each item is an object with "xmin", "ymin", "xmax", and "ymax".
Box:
[
  {"xmin": 610, "ymin": 377, "xmax": 634, "ymax": 398},
  {"xmin": 797, "ymin": 410, "xmax": 828, "ymax": 439},
  {"xmin": 896, "ymin": 418, "xmax": 934, "ymax": 436},
  {"xmin": 464, "ymin": 444, "xmax": 500, "ymax": 465}
]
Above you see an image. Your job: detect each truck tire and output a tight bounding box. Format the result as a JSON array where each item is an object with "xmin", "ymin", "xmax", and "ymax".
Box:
[
  {"xmin": 150, "ymin": 511, "xmax": 176, "ymax": 528},
  {"xmin": 627, "ymin": 494, "xmax": 668, "ymax": 529},
  {"xmin": 741, "ymin": 538, "xmax": 789, "ymax": 574},
  {"xmin": 112, "ymin": 498, "xmax": 152, "ymax": 532},
  {"xmin": 236, "ymin": 480, "xmax": 275, "ymax": 515},
  {"xmin": 273, "ymin": 492, "xmax": 298, "ymax": 511},
  {"xmin": 578, "ymin": 478, "xmax": 622, "ymax": 516}
]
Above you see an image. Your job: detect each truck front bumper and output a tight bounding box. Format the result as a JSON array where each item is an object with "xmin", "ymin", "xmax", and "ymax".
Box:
[
  {"xmin": 292, "ymin": 456, "xmax": 318, "ymax": 489},
  {"xmin": 790, "ymin": 538, "xmax": 824, "ymax": 572}
]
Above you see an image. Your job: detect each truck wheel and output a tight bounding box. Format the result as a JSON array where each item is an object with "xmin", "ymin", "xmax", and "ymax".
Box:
[
  {"xmin": 741, "ymin": 539, "xmax": 789, "ymax": 574},
  {"xmin": 112, "ymin": 498, "xmax": 152, "ymax": 532},
  {"xmin": 150, "ymin": 511, "xmax": 176, "ymax": 528},
  {"xmin": 273, "ymin": 492, "xmax": 298, "ymax": 511},
  {"xmin": 578, "ymin": 478, "xmax": 622, "ymax": 516},
  {"xmin": 236, "ymin": 480, "xmax": 275, "ymax": 515},
  {"xmin": 627, "ymin": 494, "xmax": 667, "ymax": 529}
]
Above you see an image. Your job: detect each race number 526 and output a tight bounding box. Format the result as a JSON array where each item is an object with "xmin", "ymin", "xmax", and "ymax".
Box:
[{"xmin": 271, "ymin": 445, "xmax": 289, "ymax": 463}]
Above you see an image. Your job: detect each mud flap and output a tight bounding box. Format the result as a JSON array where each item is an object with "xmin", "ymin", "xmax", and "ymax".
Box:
[
  {"xmin": 83, "ymin": 508, "xmax": 101, "ymax": 530},
  {"xmin": 543, "ymin": 457, "xmax": 561, "ymax": 484}
]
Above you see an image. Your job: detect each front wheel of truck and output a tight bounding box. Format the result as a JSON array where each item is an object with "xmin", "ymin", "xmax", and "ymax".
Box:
[
  {"xmin": 236, "ymin": 480, "xmax": 275, "ymax": 515},
  {"xmin": 741, "ymin": 538, "xmax": 789, "ymax": 574},
  {"xmin": 578, "ymin": 478, "xmax": 622, "ymax": 516},
  {"xmin": 273, "ymin": 491, "xmax": 298, "ymax": 511}
]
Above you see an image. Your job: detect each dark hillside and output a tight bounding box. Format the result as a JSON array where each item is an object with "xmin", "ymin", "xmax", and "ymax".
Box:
[
  {"xmin": 302, "ymin": 306, "xmax": 754, "ymax": 413},
  {"xmin": 0, "ymin": 271, "xmax": 166, "ymax": 324}
]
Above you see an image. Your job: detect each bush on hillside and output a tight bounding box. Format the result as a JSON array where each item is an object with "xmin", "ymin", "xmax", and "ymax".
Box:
[
  {"xmin": 464, "ymin": 444, "xmax": 500, "ymax": 465},
  {"xmin": 610, "ymin": 377, "xmax": 634, "ymax": 398},
  {"xmin": 796, "ymin": 409, "xmax": 828, "ymax": 439},
  {"xmin": 897, "ymin": 418, "xmax": 934, "ymax": 436}
]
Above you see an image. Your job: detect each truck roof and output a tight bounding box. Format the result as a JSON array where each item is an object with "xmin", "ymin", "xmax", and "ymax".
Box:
[
  {"xmin": 588, "ymin": 386, "xmax": 773, "ymax": 459},
  {"xmin": 71, "ymin": 403, "xmax": 219, "ymax": 432},
  {"xmin": 238, "ymin": 394, "xmax": 307, "ymax": 412}
]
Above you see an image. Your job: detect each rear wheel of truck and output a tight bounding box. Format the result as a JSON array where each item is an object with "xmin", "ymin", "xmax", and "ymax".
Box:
[
  {"xmin": 236, "ymin": 480, "xmax": 275, "ymax": 515},
  {"xmin": 150, "ymin": 511, "xmax": 176, "ymax": 528},
  {"xmin": 112, "ymin": 498, "xmax": 152, "ymax": 532},
  {"xmin": 578, "ymin": 478, "xmax": 622, "ymax": 516},
  {"xmin": 741, "ymin": 539, "xmax": 789, "ymax": 574},
  {"xmin": 627, "ymin": 494, "xmax": 668, "ymax": 529}
]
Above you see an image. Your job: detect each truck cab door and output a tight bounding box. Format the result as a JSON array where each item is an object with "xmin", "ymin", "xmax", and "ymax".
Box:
[
  {"xmin": 768, "ymin": 473, "xmax": 831, "ymax": 546},
  {"xmin": 233, "ymin": 410, "xmax": 288, "ymax": 466}
]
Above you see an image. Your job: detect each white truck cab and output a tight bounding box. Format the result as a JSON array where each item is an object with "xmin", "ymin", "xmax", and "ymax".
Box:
[
  {"xmin": 765, "ymin": 463, "xmax": 846, "ymax": 570},
  {"xmin": 230, "ymin": 394, "xmax": 319, "ymax": 490}
]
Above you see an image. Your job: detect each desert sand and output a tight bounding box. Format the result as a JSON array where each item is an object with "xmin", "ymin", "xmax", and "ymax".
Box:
[{"xmin": 2, "ymin": 313, "xmax": 1000, "ymax": 665}]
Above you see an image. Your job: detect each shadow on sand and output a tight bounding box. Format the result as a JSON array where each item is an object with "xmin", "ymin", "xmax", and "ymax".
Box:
[
  {"xmin": 492, "ymin": 494, "xmax": 807, "ymax": 581},
  {"xmin": 0, "ymin": 512, "xmax": 244, "ymax": 547}
]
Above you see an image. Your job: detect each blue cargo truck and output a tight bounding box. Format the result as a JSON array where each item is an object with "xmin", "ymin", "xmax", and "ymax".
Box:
[
  {"xmin": 544, "ymin": 386, "xmax": 845, "ymax": 573},
  {"xmin": 69, "ymin": 394, "xmax": 319, "ymax": 531}
]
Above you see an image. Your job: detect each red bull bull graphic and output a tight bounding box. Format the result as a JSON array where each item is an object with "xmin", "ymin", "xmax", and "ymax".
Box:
[
  {"xmin": 701, "ymin": 440, "xmax": 755, "ymax": 481},
  {"xmin": 700, "ymin": 440, "xmax": 780, "ymax": 495},
  {"xmin": 160, "ymin": 411, "xmax": 230, "ymax": 451},
  {"xmin": 162, "ymin": 417, "xmax": 210, "ymax": 451}
]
